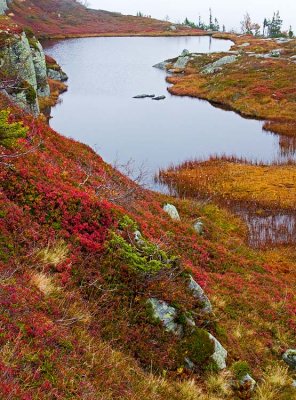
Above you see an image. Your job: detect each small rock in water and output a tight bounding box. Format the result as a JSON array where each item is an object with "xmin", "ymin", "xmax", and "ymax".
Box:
[
  {"xmin": 152, "ymin": 95, "xmax": 166, "ymax": 101},
  {"xmin": 133, "ymin": 94, "xmax": 155, "ymax": 99}
]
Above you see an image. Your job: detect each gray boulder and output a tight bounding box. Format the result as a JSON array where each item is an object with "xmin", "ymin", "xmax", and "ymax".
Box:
[
  {"xmin": 209, "ymin": 333, "xmax": 227, "ymax": 370},
  {"xmin": 283, "ymin": 349, "xmax": 296, "ymax": 368},
  {"xmin": 170, "ymin": 25, "xmax": 177, "ymax": 31},
  {"xmin": 240, "ymin": 374, "xmax": 256, "ymax": 391},
  {"xmin": 269, "ymin": 49, "xmax": 282, "ymax": 57},
  {"xmin": 148, "ymin": 298, "xmax": 181, "ymax": 334},
  {"xmin": 181, "ymin": 49, "xmax": 190, "ymax": 56},
  {"xmin": 153, "ymin": 60, "xmax": 169, "ymax": 70},
  {"xmin": 193, "ymin": 219, "xmax": 204, "ymax": 234},
  {"xmin": 202, "ymin": 55, "xmax": 238, "ymax": 74},
  {"xmin": 0, "ymin": 0, "xmax": 8, "ymax": 14},
  {"xmin": 174, "ymin": 56, "xmax": 189, "ymax": 69},
  {"xmin": 163, "ymin": 204, "xmax": 181, "ymax": 221},
  {"xmin": 188, "ymin": 276, "xmax": 212, "ymax": 313}
]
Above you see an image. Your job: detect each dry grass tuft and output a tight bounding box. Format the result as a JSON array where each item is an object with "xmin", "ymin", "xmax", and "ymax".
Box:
[
  {"xmin": 36, "ymin": 240, "xmax": 69, "ymax": 267},
  {"xmin": 31, "ymin": 272, "xmax": 58, "ymax": 296}
]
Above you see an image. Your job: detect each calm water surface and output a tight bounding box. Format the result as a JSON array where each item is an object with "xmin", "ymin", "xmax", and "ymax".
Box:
[{"xmin": 43, "ymin": 36, "xmax": 294, "ymax": 187}]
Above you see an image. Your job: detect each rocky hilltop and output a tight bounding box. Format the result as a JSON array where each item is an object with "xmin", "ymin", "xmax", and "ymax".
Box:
[{"xmin": 8, "ymin": 0, "xmax": 203, "ymax": 38}]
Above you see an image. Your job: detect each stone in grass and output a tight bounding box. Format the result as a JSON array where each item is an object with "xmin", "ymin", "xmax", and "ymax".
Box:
[
  {"xmin": 163, "ymin": 204, "xmax": 180, "ymax": 221},
  {"xmin": 188, "ymin": 276, "xmax": 212, "ymax": 313},
  {"xmin": 240, "ymin": 374, "xmax": 256, "ymax": 392},
  {"xmin": 283, "ymin": 349, "xmax": 296, "ymax": 368},
  {"xmin": 202, "ymin": 55, "xmax": 238, "ymax": 74},
  {"xmin": 193, "ymin": 219, "xmax": 204, "ymax": 234},
  {"xmin": 208, "ymin": 333, "xmax": 227, "ymax": 370},
  {"xmin": 148, "ymin": 298, "xmax": 182, "ymax": 335}
]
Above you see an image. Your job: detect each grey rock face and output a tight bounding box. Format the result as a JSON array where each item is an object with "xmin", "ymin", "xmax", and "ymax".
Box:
[
  {"xmin": 188, "ymin": 276, "xmax": 212, "ymax": 313},
  {"xmin": 202, "ymin": 55, "xmax": 238, "ymax": 74},
  {"xmin": 31, "ymin": 41, "xmax": 50, "ymax": 97},
  {"xmin": 208, "ymin": 333, "xmax": 227, "ymax": 370},
  {"xmin": 163, "ymin": 204, "xmax": 181, "ymax": 221},
  {"xmin": 0, "ymin": 0, "xmax": 8, "ymax": 14},
  {"xmin": 4, "ymin": 32, "xmax": 39, "ymax": 114},
  {"xmin": 148, "ymin": 298, "xmax": 181, "ymax": 334},
  {"xmin": 170, "ymin": 25, "xmax": 177, "ymax": 31},
  {"xmin": 283, "ymin": 349, "xmax": 296, "ymax": 368}
]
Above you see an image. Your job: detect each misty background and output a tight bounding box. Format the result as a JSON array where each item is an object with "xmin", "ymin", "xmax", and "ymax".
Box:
[{"xmin": 89, "ymin": 0, "xmax": 294, "ymax": 32}]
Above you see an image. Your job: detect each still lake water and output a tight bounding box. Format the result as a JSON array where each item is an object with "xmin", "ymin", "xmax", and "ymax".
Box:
[{"xmin": 43, "ymin": 36, "xmax": 294, "ymax": 188}]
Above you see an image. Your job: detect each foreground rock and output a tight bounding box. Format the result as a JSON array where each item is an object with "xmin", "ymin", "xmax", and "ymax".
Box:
[
  {"xmin": 148, "ymin": 298, "xmax": 181, "ymax": 334},
  {"xmin": 202, "ymin": 55, "xmax": 238, "ymax": 74},
  {"xmin": 283, "ymin": 349, "xmax": 296, "ymax": 368},
  {"xmin": 208, "ymin": 333, "xmax": 227, "ymax": 370},
  {"xmin": 188, "ymin": 276, "xmax": 212, "ymax": 313},
  {"xmin": 148, "ymin": 297, "xmax": 227, "ymax": 370},
  {"xmin": 163, "ymin": 204, "xmax": 180, "ymax": 220},
  {"xmin": 240, "ymin": 374, "xmax": 256, "ymax": 392}
]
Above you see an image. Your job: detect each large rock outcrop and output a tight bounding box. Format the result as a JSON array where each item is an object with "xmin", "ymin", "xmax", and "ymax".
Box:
[
  {"xmin": 0, "ymin": 27, "xmax": 65, "ymax": 115},
  {"xmin": 0, "ymin": 0, "xmax": 8, "ymax": 14}
]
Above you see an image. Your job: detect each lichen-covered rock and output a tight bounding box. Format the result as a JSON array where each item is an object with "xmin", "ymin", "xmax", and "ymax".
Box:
[
  {"xmin": 202, "ymin": 55, "xmax": 238, "ymax": 74},
  {"xmin": 181, "ymin": 49, "xmax": 190, "ymax": 56},
  {"xmin": 188, "ymin": 276, "xmax": 212, "ymax": 313},
  {"xmin": 148, "ymin": 298, "xmax": 181, "ymax": 334},
  {"xmin": 208, "ymin": 333, "xmax": 227, "ymax": 370},
  {"xmin": 0, "ymin": 0, "xmax": 8, "ymax": 14},
  {"xmin": 2, "ymin": 32, "xmax": 40, "ymax": 114},
  {"xmin": 283, "ymin": 349, "xmax": 296, "ymax": 368},
  {"xmin": 153, "ymin": 60, "xmax": 169, "ymax": 70},
  {"xmin": 163, "ymin": 204, "xmax": 180, "ymax": 221},
  {"xmin": 47, "ymin": 68, "xmax": 68, "ymax": 82},
  {"xmin": 31, "ymin": 41, "xmax": 50, "ymax": 97},
  {"xmin": 240, "ymin": 374, "xmax": 256, "ymax": 391},
  {"xmin": 174, "ymin": 56, "xmax": 189, "ymax": 69}
]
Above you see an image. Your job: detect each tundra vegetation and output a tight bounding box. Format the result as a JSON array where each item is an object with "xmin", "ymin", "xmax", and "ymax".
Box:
[{"xmin": 0, "ymin": 2, "xmax": 296, "ymax": 400}]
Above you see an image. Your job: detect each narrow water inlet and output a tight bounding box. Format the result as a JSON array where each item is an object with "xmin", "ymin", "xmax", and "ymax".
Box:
[{"xmin": 237, "ymin": 210, "xmax": 296, "ymax": 248}]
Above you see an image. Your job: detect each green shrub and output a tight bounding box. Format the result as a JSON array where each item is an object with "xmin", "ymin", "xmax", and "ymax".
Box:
[
  {"xmin": 232, "ymin": 360, "xmax": 251, "ymax": 380},
  {"xmin": 0, "ymin": 110, "xmax": 27, "ymax": 148}
]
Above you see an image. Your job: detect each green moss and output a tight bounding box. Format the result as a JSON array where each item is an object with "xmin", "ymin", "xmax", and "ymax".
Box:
[
  {"xmin": 108, "ymin": 232, "xmax": 175, "ymax": 273},
  {"xmin": 231, "ymin": 360, "xmax": 251, "ymax": 380},
  {"xmin": 182, "ymin": 327, "xmax": 215, "ymax": 369},
  {"xmin": 118, "ymin": 215, "xmax": 137, "ymax": 231},
  {"xmin": 24, "ymin": 82, "xmax": 37, "ymax": 105}
]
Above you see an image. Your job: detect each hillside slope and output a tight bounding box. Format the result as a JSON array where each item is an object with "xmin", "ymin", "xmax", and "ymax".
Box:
[{"xmin": 8, "ymin": 0, "xmax": 202, "ymax": 37}]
